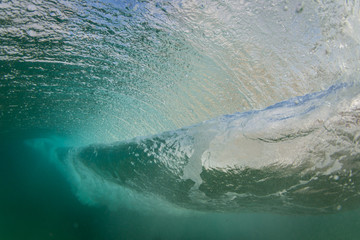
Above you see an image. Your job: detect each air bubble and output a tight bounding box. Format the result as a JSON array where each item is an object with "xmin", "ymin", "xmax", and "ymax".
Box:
[
  {"xmin": 27, "ymin": 4, "xmax": 37, "ymax": 12},
  {"xmin": 296, "ymin": 2, "xmax": 304, "ymax": 13}
]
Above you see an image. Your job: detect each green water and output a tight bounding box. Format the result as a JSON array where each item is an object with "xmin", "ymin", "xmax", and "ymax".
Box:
[
  {"xmin": 2, "ymin": 138, "xmax": 360, "ymax": 240},
  {"xmin": 1, "ymin": 0, "xmax": 360, "ymax": 239}
]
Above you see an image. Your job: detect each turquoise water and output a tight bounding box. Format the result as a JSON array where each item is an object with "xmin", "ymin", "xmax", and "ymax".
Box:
[
  {"xmin": 2, "ymin": 137, "xmax": 360, "ymax": 240},
  {"xmin": 1, "ymin": 0, "xmax": 360, "ymax": 239}
]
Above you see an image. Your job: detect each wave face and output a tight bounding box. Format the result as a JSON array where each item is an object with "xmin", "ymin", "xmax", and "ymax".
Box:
[
  {"xmin": 1, "ymin": 0, "xmax": 360, "ymax": 215},
  {"xmin": 1, "ymin": 0, "xmax": 360, "ymax": 142},
  {"xmin": 61, "ymin": 83, "xmax": 360, "ymax": 214}
]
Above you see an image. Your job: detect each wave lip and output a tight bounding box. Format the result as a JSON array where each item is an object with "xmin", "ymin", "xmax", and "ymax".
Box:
[{"xmin": 55, "ymin": 83, "xmax": 360, "ymax": 214}]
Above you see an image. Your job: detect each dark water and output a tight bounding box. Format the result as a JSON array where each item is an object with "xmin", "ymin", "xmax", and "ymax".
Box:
[
  {"xmin": 2, "ymin": 0, "xmax": 360, "ymax": 239},
  {"xmin": 1, "ymin": 136, "xmax": 360, "ymax": 240},
  {"xmin": 2, "ymin": 136, "xmax": 360, "ymax": 240}
]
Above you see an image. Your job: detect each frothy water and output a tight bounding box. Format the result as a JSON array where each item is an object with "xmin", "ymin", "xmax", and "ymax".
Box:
[
  {"xmin": 28, "ymin": 83, "xmax": 360, "ymax": 214},
  {"xmin": 1, "ymin": 0, "xmax": 360, "ymax": 239},
  {"xmin": 2, "ymin": 0, "xmax": 360, "ymax": 142}
]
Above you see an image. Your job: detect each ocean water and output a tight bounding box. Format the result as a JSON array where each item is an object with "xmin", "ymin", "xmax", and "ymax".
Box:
[{"xmin": 1, "ymin": 0, "xmax": 360, "ymax": 239}]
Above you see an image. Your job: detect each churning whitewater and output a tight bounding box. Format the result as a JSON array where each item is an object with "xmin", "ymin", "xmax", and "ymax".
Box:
[
  {"xmin": 2, "ymin": 0, "xmax": 360, "ymax": 217},
  {"xmin": 37, "ymin": 82, "xmax": 360, "ymax": 214}
]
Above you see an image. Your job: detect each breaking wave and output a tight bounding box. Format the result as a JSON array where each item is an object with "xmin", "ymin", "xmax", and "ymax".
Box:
[
  {"xmin": 2, "ymin": 0, "xmax": 360, "ymax": 214},
  {"xmin": 38, "ymin": 83, "xmax": 360, "ymax": 214}
]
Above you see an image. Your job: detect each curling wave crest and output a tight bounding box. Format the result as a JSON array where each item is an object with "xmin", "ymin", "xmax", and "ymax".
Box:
[
  {"xmin": 2, "ymin": 0, "xmax": 360, "ymax": 214},
  {"xmin": 53, "ymin": 83, "xmax": 360, "ymax": 214}
]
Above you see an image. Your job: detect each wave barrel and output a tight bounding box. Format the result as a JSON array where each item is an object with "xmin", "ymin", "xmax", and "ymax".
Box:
[{"xmin": 61, "ymin": 84, "xmax": 360, "ymax": 214}]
